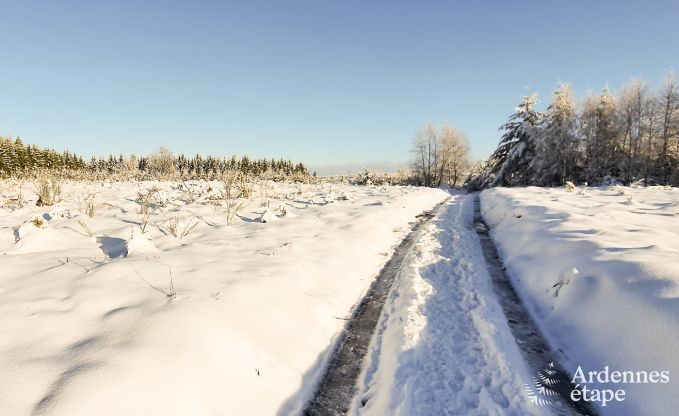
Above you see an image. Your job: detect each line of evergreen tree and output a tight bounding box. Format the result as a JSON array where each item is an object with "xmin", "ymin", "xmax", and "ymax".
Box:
[
  {"xmin": 0, "ymin": 138, "xmax": 309, "ymax": 180},
  {"xmin": 0, "ymin": 137, "xmax": 87, "ymax": 175},
  {"xmin": 468, "ymin": 74, "xmax": 679, "ymax": 189}
]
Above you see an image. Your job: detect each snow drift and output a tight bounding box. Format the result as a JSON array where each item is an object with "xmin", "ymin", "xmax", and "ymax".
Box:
[{"xmin": 481, "ymin": 185, "xmax": 679, "ymax": 415}]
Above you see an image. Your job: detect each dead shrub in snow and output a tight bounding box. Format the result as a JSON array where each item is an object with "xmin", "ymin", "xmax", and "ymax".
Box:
[
  {"xmin": 124, "ymin": 259, "xmax": 176, "ymax": 299},
  {"xmin": 177, "ymin": 181, "xmax": 201, "ymax": 204},
  {"xmin": 238, "ymin": 172, "xmax": 254, "ymax": 198},
  {"xmin": 146, "ymin": 147, "xmax": 177, "ymax": 180},
  {"xmin": 136, "ymin": 187, "xmax": 161, "ymax": 233},
  {"xmin": 1, "ymin": 181, "xmax": 25, "ymax": 208},
  {"xmin": 564, "ymin": 181, "xmax": 575, "ymax": 192},
  {"xmin": 77, "ymin": 218, "xmax": 94, "ymax": 237},
  {"xmin": 258, "ymin": 176, "xmax": 271, "ymax": 207},
  {"xmin": 30, "ymin": 216, "xmax": 45, "ymax": 228},
  {"xmin": 77, "ymin": 192, "xmax": 112, "ymax": 218},
  {"xmin": 35, "ymin": 175, "xmax": 62, "ymax": 206},
  {"xmin": 222, "ymin": 171, "xmax": 247, "ymax": 225},
  {"xmin": 161, "ymin": 214, "xmax": 200, "ymax": 239},
  {"xmin": 16, "ymin": 182, "xmax": 25, "ymax": 208}
]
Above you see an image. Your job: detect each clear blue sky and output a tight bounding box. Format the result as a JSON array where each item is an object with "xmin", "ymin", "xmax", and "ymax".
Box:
[{"xmin": 1, "ymin": 0, "xmax": 678, "ymax": 172}]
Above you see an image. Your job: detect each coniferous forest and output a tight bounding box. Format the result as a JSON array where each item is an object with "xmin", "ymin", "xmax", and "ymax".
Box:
[
  {"xmin": 0, "ymin": 138, "xmax": 309, "ymax": 181},
  {"xmin": 468, "ymin": 75, "xmax": 679, "ymax": 189}
]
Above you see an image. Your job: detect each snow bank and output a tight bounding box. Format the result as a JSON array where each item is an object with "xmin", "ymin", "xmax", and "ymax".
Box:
[
  {"xmin": 0, "ymin": 181, "xmax": 446, "ymax": 415},
  {"xmin": 481, "ymin": 186, "xmax": 679, "ymax": 415}
]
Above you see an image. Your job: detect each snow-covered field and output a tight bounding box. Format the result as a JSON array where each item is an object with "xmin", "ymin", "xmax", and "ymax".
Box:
[
  {"xmin": 4, "ymin": 180, "xmax": 678, "ymax": 416},
  {"xmin": 482, "ymin": 185, "xmax": 679, "ymax": 415},
  {"xmin": 0, "ymin": 180, "xmax": 447, "ymax": 415}
]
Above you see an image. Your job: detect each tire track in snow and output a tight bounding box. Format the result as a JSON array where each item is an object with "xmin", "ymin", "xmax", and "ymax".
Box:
[
  {"xmin": 302, "ymin": 198, "xmax": 450, "ymax": 416},
  {"xmin": 473, "ymin": 194, "xmax": 597, "ymax": 416},
  {"xmin": 305, "ymin": 193, "xmax": 597, "ymax": 416},
  {"xmin": 352, "ymin": 194, "xmax": 547, "ymax": 416}
]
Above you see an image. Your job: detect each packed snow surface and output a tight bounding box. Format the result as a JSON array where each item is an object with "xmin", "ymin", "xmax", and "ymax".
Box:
[
  {"xmin": 0, "ymin": 181, "xmax": 447, "ymax": 415},
  {"xmin": 481, "ymin": 185, "xmax": 679, "ymax": 415},
  {"xmin": 351, "ymin": 193, "xmax": 546, "ymax": 416}
]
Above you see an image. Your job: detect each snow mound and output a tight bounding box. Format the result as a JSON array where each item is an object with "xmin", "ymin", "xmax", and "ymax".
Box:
[
  {"xmin": 16, "ymin": 216, "xmax": 49, "ymax": 238},
  {"xmin": 339, "ymin": 191, "xmax": 352, "ymax": 201},
  {"xmin": 49, "ymin": 206, "xmax": 69, "ymax": 219},
  {"xmin": 11, "ymin": 219, "xmax": 71, "ymax": 254},
  {"xmin": 277, "ymin": 205, "xmax": 295, "ymax": 218},
  {"xmin": 324, "ymin": 192, "xmax": 336, "ymax": 204},
  {"xmin": 259, "ymin": 209, "xmax": 279, "ymax": 223},
  {"xmin": 125, "ymin": 227, "xmax": 160, "ymax": 256}
]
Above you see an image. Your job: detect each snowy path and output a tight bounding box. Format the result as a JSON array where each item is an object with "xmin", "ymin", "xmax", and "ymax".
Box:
[
  {"xmin": 303, "ymin": 200, "xmax": 448, "ymax": 416},
  {"xmin": 351, "ymin": 194, "xmax": 548, "ymax": 416}
]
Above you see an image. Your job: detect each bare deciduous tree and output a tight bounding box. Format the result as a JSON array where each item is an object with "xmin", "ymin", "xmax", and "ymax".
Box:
[
  {"xmin": 439, "ymin": 124, "xmax": 471, "ymax": 187},
  {"xmin": 147, "ymin": 147, "xmax": 177, "ymax": 180},
  {"xmin": 658, "ymin": 72, "xmax": 679, "ymax": 183},
  {"xmin": 411, "ymin": 122, "xmax": 471, "ymax": 187}
]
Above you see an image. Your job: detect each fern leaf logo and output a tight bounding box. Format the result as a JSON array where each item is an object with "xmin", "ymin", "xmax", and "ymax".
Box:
[{"xmin": 525, "ymin": 362, "xmax": 560, "ymax": 406}]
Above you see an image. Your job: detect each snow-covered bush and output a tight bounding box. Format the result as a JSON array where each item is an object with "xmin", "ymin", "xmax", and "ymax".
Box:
[
  {"xmin": 1, "ymin": 181, "xmax": 25, "ymax": 209},
  {"xmin": 34, "ymin": 175, "xmax": 62, "ymax": 206},
  {"xmin": 162, "ymin": 214, "xmax": 200, "ymax": 239},
  {"xmin": 612, "ymin": 184, "xmax": 626, "ymax": 195},
  {"xmin": 599, "ymin": 175, "xmax": 623, "ymax": 186},
  {"xmin": 146, "ymin": 147, "xmax": 177, "ymax": 180},
  {"xmin": 354, "ymin": 169, "xmax": 378, "ymax": 186},
  {"xmin": 222, "ymin": 171, "xmax": 247, "ymax": 225},
  {"xmin": 136, "ymin": 187, "xmax": 161, "ymax": 233},
  {"xmin": 238, "ymin": 173, "xmax": 254, "ymax": 198},
  {"xmin": 77, "ymin": 192, "xmax": 111, "ymax": 218}
]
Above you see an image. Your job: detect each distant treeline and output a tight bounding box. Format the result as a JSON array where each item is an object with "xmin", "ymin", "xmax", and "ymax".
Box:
[
  {"xmin": 0, "ymin": 138, "xmax": 309, "ymax": 180},
  {"xmin": 468, "ymin": 74, "xmax": 679, "ymax": 189}
]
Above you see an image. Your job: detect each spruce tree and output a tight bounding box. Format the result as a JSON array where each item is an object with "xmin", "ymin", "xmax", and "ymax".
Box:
[
  {"xmin": 486, "ymin": 94, "xmax": 541, "ymax": 187},
  {"xmin": 532, "ymin": 84, "xmax": 580, "ymax": 185}
]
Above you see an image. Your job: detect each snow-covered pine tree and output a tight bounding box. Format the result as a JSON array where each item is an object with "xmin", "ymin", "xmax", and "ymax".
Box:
[
  {"xmin": 13, "ymin": 138, "xmax": 27, "ymax": 172},
  {"xmin": 464, "ymin": 159, "xmax": 492, "ymax": 190},
  {"xmin": 531, "ymin": 84, "xmax": 580, "ymax": 185},
  {"xmin": 582, "ymin": 87, "xmax": 622, "ymax": 183},
  {"xmin": 486, "ymin": 94, "xmax": 541, "ymax": 187},
  {"xmin": 0, "ymin": 137, "xmax": 13, "ymax": 175}
]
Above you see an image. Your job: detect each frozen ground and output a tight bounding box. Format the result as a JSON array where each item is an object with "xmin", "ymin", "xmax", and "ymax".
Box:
[
  {"xmin": 481, "ymin": 185, "xmax": 679, "ymax": 415},
  {"xmin": 0, "ymin": 180, "xmax": 446, "ymax": 415},
  {"xmin": 351, "ymin": 193, "xmax": 546, "ymax": 416}
]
